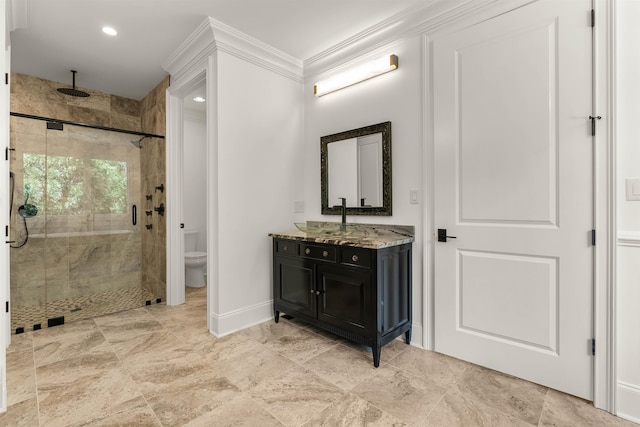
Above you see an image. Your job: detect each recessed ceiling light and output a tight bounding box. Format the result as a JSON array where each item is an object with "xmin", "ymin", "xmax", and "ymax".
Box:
[
  {"xmin": 193, "ymin": 96, "xmax": 206, "ymax": 103},
  {"xmin": 102, "ymin": 26, "xmax": 118, "ymax": 36}
]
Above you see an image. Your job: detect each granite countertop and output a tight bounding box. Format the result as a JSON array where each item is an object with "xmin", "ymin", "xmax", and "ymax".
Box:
[{"xmin": 269, "ymin": 221, "xmax": 415, "ymax": 249}]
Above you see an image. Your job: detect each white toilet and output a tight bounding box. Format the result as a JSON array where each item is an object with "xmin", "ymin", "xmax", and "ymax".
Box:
[{"xmin": 184, "ymin": 230, "xmax": 207, "ymax": 288}]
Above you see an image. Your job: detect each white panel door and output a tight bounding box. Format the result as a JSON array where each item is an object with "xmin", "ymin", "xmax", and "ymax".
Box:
[{"xmin": 434, "ymin": 0, "xmax": 593, "ymax": 399}]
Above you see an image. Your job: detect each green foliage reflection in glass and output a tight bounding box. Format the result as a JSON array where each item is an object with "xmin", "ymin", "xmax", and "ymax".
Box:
[
  {"xmin": 23, "ymin": 154, "xmax": 127, "ymax": 215},
  {"xmin": 91, "ymin": 159, "xmax": 128, "ymax": 214}
]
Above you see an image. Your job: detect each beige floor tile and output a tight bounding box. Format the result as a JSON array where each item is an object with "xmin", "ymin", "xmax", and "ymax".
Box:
[
  {"xmin": 93, "ymin": 307, "xmax": 165, "ymax": 343},
  {"xmin": 352, "ymin": 365, "xmax": 449, "ymax": 426},
  {"xmin": 539, "ymin": 389, "xmax": 637, "ymax": 427},
  {"xmin": 33, "ymin": 320, "xmax": 110, "ymax": 368},
  {"xmin": 388, "ymin": 346, "xmax": 474, "ymax": 388},
  {"xmin": 6, "ymin": 345, "xmax": 36, "ymax": 406},
  {"xmin": 264, "ymin": 327, "xmax": 337, "ymax": 363},
  {"xmin": 302, "ymin": 392, "xmax": 408, "ymax": 427},
  {"xmin": 211, "ymin": 338, "xmax": 294, "ymax": 390},
  {"xmin": 248, "ymin": 365, "xmax": 345, "ymax": 427},
  {"xmin": 425, "ymin": 389, "xmax": 535, "ymax": 426},
  {"xmin": 146, "ymin": 373, "xmax": 243, "ymax": 426},
  {"xmin": 182, "ymin": 394, "xmax": 285, "ymax": 427},
  {"xmin": 7, "ymin": 332, "xmax": 34, "ymax": 353},
  {"xmin": 124, "ymin": 348, "xmax": 213, "ymax": 396},
  {"xmin": 237, "ymin": 318, "xmax": 302, "ymax": 344},
  {"xmin": 109, "ymin": 329, "xmax": 189, "ymax": 364},
  {"xmin": 6, "ymin": 288, "xmax": 635, "ymax": 427},
  {"xmin": 66, "ymin": 396, "xmax": 161, "ymax": 427},
  {"xmin": 453, "ymin": 366, "xmax": 548, "ymax": 425},
  {"xmin": 302, "ymin": 344, "xmax": 378, "ymax": 391},
  {"xmin": 0, "ymin": 397, "xmax": 40, "ymax": 427},
  {"xmin": 37, "ymin": 351, "xmax": 142, "ymax": 427}
]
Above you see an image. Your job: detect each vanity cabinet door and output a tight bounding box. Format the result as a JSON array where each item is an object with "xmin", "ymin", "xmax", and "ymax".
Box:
[
  {"xmin": 274, "ymin": 257, "xmax": 316, "ymax": 318},
  {"xmin": 316, "ymin": 263, "xmax": 372, "ymax": 335}
]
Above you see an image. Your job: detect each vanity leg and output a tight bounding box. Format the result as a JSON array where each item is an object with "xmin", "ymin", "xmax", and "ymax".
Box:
[
  {"xmin": 372, "ymin": 344, "xmax": 381, "ymax": 368},
  {"xmin": 405, "ymin": 329, "xmax": 412, "ymax": 345},
  {"xmin": 274, "ymin": 310, "xmax": 280, "ymax": 323}
]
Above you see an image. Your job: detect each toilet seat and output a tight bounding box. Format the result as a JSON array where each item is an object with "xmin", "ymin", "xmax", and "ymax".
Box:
[{"xmin": 185, "ymin": 251, "xmax": 206, "ymax": 261}]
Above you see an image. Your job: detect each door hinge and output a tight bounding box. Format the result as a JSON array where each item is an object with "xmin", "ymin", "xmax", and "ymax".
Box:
[
  {"xmin": 5, "ymin": 301, "xmax": 8, "ymax": 313},
  {"xmin": 591, "ymin": 9, "xmax": 595, "ymax": 27},
  {"xmin": 6, "ymin": 147, "xmax": 15, "ymax": 161},
  {"xmin": 5, "ymin": 225, "xmax": 8, "ymax": 237},
  {"xmin": 5, "ymin": 73, "xmax": 8, "ymax": 85},
  {"xmin": 591, "ymin": 229, "xmax": 596, "ymax": 246},
  {"xmin": 591, "ymin": 338, "xmax": 596, "ymax": 356}
]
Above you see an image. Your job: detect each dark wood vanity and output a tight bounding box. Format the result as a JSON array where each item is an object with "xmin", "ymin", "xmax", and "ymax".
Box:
[{"xmin": 270, "ymin": 223, "xmax": 413, "ymax": 367}]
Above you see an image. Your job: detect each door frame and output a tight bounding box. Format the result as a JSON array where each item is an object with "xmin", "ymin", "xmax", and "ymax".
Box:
[
  {"xmin": 421, "ymin": 0, "xmax": 617, "ymax": 412},
  {"xmin": 165, "ymin": 53, "xmax": 218, "ymax": 334}
]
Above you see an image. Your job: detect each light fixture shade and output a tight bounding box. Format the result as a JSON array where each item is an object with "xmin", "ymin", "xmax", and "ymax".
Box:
[{"xmin": 314, "ymin": 54, "xmax": 398, "ymax": 97}]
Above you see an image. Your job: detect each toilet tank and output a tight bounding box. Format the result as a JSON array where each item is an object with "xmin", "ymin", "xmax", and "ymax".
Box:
[{"xmin": 184, "ymin": 230, "xmax": 198, "ymax": 252}]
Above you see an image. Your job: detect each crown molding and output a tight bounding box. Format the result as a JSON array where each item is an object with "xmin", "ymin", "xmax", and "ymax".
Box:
[
  {"xmin": 303, "ymin": 0, "xmax": 535, "ymax": 80},
  {"xmin": 163, "ymin": 17, "xmax": 303, "ymax": 85}
]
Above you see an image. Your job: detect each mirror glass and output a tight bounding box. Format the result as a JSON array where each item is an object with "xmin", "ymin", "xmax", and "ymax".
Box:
[{"xmin": 321, "ymin": 121, "xmax": 391, "ymax": 216}]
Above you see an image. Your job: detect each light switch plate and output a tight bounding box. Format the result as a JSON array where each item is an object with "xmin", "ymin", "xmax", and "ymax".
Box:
[
  {"xmin": 410, "ymin": 189, "xmax": 419, "ymax": 204},
  {"xmin": 626, "ymin": 178, "xmax": 640, "ymax": 201}
]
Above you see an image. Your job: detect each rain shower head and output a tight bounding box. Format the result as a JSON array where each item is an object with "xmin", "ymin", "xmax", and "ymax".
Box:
[
  {"xmin": 57, "ymin": 70, "xmax": 90, "ymax": 97},
  {"xmin": 130, "ymin": 136, "xmax": 148, "ymax": 149}
]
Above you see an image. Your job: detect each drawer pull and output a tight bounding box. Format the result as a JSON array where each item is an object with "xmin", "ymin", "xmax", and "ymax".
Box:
[
  {"xmin": 352, "ymin": 254, "xmax": 359, "ymax": 262},
  {"xmin": 305, "ymin": 248, "xmax": 311, "ymax": 255},
  {"xmin": 323, "ymin": 250, "xmax": 329, "ymax": 257}
]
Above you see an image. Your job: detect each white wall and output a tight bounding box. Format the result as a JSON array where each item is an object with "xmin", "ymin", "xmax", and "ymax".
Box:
[
  {"xmin": 616, "ymin": 0, "xmax": 640, "ymax": 422},
  {"xmin": 213, "ymin": 50, "xmax": 304, "ymax": 333},
  {"xmin": 303, "ymin": 37, "xmax": 425, "ymax": 346},
  {"xmin": 183, "ymin": 109, "xmax": 207, "ymax": 252}
]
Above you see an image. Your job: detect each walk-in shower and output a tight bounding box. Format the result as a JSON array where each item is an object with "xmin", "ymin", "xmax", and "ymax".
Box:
[{"xmin": 8, "ymin": 113, "xmax": 164, "ymax": 333}]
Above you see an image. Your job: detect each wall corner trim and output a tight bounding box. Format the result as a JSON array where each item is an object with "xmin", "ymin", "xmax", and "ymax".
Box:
[
  {"xmin": 162, "ymin": 17, "xmax": 303, "ymax": 84},
  {"xmin": 209, "ymin": 300, "xmax": 273, "ymax": 338}
]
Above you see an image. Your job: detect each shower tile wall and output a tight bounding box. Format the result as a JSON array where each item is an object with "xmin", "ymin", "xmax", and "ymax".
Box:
[
  {"xmin": 140, "ymin": 76, "xmax": 169, "ymax": 303},
  {"xmin": 9, "ymin": 73, "xmax": 167, "ymax": 332}
]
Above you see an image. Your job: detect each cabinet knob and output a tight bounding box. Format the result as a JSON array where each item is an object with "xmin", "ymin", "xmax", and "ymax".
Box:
[
  {"xmin": 352, "ymin": 254, "xmax": 359, "ymax": 262},
  {"xmin": 322, "ymin": 250, "xmax": 328, "ymax": 257},
  {"xmin": 310, "ymin": 289, "xmax": 315, "ymax": 294},
  {"xmin": 316, "ymin": 290, "xmax": 321, "ymax": 295},
  {"xmin": 283, "ymin": 245, "xmax": 288, "ymax": 251},
  {"xmin": 305, "ymin": 248, "xmax": 311, "ymax": 255}
]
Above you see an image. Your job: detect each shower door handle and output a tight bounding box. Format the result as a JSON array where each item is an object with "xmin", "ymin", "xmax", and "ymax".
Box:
[{"xmin": 132, "ymin": 205, "xmax": 137, "ymax": 226}]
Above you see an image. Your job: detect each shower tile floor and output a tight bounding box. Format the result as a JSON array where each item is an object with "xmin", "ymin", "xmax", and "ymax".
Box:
[
  {"xmin": 1, "ymin": 287, "xmax": 635, "ymax": 427},
  {"xmin": 11, "ymin": 287, "xmax": 158, "ymax": 333}
]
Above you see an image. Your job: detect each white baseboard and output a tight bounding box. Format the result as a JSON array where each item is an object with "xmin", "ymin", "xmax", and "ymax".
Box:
[
  {"xmin": 617, "ymin": 381, "xmax": 640, "ymax": 423},
  {"xmin": 409, "ymin": 322, "xmax": 424, "ymax": 349},
  {"xmin": 209, "ymin": 299, "xmax": 273, "ymax": 338}
]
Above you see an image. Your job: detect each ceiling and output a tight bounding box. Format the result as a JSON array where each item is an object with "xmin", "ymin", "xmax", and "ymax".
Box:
[{"xmin": 9, "ymin": 0, "xmax": 427, "ymax": 101}]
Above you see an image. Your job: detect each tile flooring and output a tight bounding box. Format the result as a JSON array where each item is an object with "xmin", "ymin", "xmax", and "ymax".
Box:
[{"xmin": 1, "ymin": 287, "xmax": 635, "ymax": 426}]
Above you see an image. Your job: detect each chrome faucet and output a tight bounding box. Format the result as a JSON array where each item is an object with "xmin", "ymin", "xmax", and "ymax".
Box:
[{"xmin": 333, "ymin": 197, "xmax": 347, "ymax": 230}]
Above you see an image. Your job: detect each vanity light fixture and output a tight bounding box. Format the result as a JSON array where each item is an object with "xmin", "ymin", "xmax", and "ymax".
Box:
[
  {"xmin": 314, "ymin": 54, "xmax": 398, "ymax": 97},
  {"xmin": 102, "ymin": 26, "xmax": 118, "ymax": 36},
  {"xmin": 192, "ymin": 96, "xmax": 206, "ymax": 103}
]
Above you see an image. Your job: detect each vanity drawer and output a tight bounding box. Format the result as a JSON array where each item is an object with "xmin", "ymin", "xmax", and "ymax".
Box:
[
  {"xmin": 340, "ymin": 247, "xmax": 371, "ymax": 269},
  {"xmin": 299, "ymin": 243, "xmax": 336, "ymax": 262},
  {"xmin": 275, "ymin": 239, "xmax": 296, "ymax": 257}
]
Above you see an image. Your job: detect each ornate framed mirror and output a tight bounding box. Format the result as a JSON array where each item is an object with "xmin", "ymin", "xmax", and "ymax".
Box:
[{"xmin": 321, "ymin": 121, "xmax": 391, "ymax": 216}]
